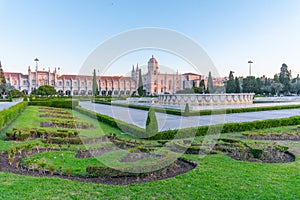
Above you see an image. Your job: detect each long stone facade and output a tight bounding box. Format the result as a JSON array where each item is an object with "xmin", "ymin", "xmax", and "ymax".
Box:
[
  {"xmin": 1, "ymin": 56, "xmax": 224, "ymax": 96},
  {"xmin": 158, "ymin": 93, "xmax": 255, "ymax": 105}
]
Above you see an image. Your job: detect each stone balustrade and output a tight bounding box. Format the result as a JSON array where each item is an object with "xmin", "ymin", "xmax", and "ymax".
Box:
[{"xmin": 158, "ymin": 93, "xmax": 255, "ymax": 105}]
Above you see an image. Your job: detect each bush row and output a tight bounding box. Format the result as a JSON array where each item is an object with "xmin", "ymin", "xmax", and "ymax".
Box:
[
  {"xmin": 75, "ymin": 106, "xmax": 145, "ymax": 137},
  {"xmin": 6, "ymin": 128, "xmax": 79, "ymax": 141},
  {"xmin": 40, "ymin": 120, "xmax": 94, "ymax": 129},
  {"xmin": 150, "ymin": 116, "xmax": 300, "ymax": 140},
  {"xmin": 28, "ymin": 100, "xmax": 79, "ymax": 109},
  {"xmin": 0, "ymin": 102, "xmax": 28, "ymax": 129},
  {"xmin": 39, "ymin": 113, "xmax": 77, "ymax": 119},
  {"xmin": 39, "ymin": 108, "xmax": 71, "ymax": 115},
  {"xmin": 45, "ymin": 137, "xmax": 82, "ymax": 145}
]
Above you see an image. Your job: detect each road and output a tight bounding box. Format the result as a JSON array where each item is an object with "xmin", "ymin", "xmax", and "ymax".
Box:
[{"xmin": 79, "ymin": 101, "xmax": 300, "ymax": 131}]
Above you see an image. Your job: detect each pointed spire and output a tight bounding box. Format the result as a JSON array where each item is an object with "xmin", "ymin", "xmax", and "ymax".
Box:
[
  {"xmin": 136, "ymin": 63, "xmax": 139, "ymax": 71},
  {"xmin": 132, "ymin": 65, "xmax": 135, "ymax": 72},
  {"xmin": 0, "ymin": 60, "xmax": 2, "ymax": 68}
]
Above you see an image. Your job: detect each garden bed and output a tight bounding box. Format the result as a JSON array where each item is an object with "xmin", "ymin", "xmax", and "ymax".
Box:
[
  {"xmin": 119, "ymin": 151, "xmax": 164, "ymax": 162},
  {"xmin": 243, "ymin": 128, "xmax": 300, "ymax": 141},
  {"xmin": 40, "ymin": 120, "xmax": 94, "ymax": 129},
  {"xmin": 0, "ymin": 146, "xmax": 197, "ymax": 185},
  {"xmin": 75, "ymin": 147, "xmax": 119, "ymax": 158},
  {"xmin": 170, "ymin": 139, "xmax": 295, "ymax": 163},
  {"xmin": 215, "ymin": 139, "xmax": 295, "ymax": 163}
]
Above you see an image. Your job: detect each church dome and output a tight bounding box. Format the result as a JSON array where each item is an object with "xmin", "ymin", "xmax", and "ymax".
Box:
[{"xmin": 148, "ymin": 55, "xmax": 158, "ymax": 64}]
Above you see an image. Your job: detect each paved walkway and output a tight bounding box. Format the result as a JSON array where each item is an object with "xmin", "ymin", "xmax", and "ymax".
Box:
[
  {"xmin": 79, "ymin": 102, "xmax": 300, "ymax": 131},
  {"xmin": 0, "ymin": 100, "xmax": 22, "ymax": 111}
]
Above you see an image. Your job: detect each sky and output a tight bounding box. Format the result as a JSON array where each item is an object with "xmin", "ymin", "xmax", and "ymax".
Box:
[{"xmin": 0, "ymin": 0, "xmax": 300, "ymax": 78}]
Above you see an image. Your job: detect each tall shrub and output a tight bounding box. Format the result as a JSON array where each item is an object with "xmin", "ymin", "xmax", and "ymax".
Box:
[
  {"xmin": 146, "ymin": 107, "xmax": 158, "ymax": 138},
  {"xmin": 184, "ymin": 103, "xmax": 190, "ymax": 115}
]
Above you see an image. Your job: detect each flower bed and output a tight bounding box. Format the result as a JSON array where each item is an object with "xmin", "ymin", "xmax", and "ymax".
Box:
[
  {"xmin": 215, "ymin": 139, "xmax": 295, "ymax": 163},
  {"xmin": 39, "ymin": 113, "xmax": 77, "ymax": 119},
  {"xmin": 40, "ymin": 120, "xmax": 94, "ymax": 129},
  {"xmin": 242, "ymin": 127, "xmax": 300, "ymax": 140},
  {"xmin": 6, "ymin": 128, "xmax": 80, "ymax": 142}
]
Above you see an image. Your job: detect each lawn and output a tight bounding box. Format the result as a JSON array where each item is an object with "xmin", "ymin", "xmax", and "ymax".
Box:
[
  {"xmin": 0, "ymin": 154, "xmax": 300, "ymax": 199},
  {"xmin": 1, "ymin": 105, "xmax": 300, "ymax": 199}
]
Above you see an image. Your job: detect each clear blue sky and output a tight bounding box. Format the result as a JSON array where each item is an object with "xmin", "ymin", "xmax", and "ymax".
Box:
[{"xmin": 1, "ymin": 0, "xmax": 300, "ymax": 78}]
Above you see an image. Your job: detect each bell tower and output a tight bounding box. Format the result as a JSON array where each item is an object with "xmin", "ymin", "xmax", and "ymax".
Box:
[{"xmin": 148, "ymin": 55, "xmax": 158, "ymax": 75}]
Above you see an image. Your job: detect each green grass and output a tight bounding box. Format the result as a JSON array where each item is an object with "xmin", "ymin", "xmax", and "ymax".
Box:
[
  {"xmin": 0, "ymin": 106, "xmax": 122, "ymax": 150},
  {"xmin": 1, "ymin": 154, "xmax": 300, "ymax": 199},
  {"xmin": 2, "ymin": 105, "xmax": 300, "ymax": 199},
  {"xmin": 22, "ymin": 150, "xmax": 103, "ymax": 176}
]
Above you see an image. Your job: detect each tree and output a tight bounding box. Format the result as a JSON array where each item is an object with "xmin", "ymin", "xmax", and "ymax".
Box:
[
  {"xmin": 92, "ymin": 69, "xmax": 99, "ymax": 96},
  {"xmin": 207, "ymin": 71, "xmax": 214, "ymax": 93},
  {"xmin": 35, "ymin": 85, "xmax": 57, "ymax": 96},
  {"xmin": 274, "ymin": 74, "xmax": 279, "ymax": 83},
  {"xmin": 234, "ymin": 77, "xmax": 240, "ymax": 93},
  {"xmin": 137, "ymin": 69, "xmax": 144, "ymax": 96},
  {"xmin": 271, "ymin": 82, "xmax": 283, "ymax": 96},
  {"xmin": 145, "ymin": 107, "xmax": 158, "ymax": 138},
  {"xmin": 279, "ymin": 63, "xmax": 291, "ymax": 94},
  {"xmin": 199, "ymin": 79, "xmax": 205, "ymax": 93},
  {"xmin": 226, "ymin": 71, "xmax": 236, "ymax": 93},
  {"xmin": 255, "ymin": 77, "xmax": 262, "ymax": 94},
  {"xmin": 0, "ymin": 62, "xmax": 6, "ymax": 85},
  {"xmin": 0, "ymin": 83, "xmax": 14, "ymax": 97},
  {"xmin": 9, "ymin": 89, "xmax": 23, "ymax": 98},
  {"xmin": 242, "ymin": 76, "xmax": 258, "ymax": 93}
]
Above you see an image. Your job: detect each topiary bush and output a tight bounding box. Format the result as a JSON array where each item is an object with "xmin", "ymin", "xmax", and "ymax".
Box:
[{"xmin": 145, "ymin": 107, "xmax": 158, "ymax": 138}]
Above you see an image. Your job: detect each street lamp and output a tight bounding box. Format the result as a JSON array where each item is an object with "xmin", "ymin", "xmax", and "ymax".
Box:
[{"xmin": 248, "ymin": 60, "xmax": 253, "ymax": 76}]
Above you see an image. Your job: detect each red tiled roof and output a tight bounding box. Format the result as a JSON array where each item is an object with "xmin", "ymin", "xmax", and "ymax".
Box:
[{"xmin": 182, "ymin": 72, "xmax": 201, "ymax": 76}]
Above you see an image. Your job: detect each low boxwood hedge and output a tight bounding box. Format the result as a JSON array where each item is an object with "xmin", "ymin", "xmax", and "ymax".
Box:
[
  {"xmin": 28, "ymin": 100, "xmax": 78, "ymax": 109},
  {"xmin": 150, "ymin": 116, "xmax": 300, "ymax": 140},
  {"xmin": 0, "ymin": 101, "xmax": 28, "ymax": 129}
]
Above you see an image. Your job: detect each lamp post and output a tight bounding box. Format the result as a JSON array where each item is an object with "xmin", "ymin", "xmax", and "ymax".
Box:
[{"xmin": 248, "ymin": 60, "xmax": 253, "ymax": 76}]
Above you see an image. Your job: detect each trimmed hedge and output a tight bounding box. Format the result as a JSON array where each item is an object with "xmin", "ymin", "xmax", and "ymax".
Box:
[
  {"xmin": 150, "ymin": 116, "xmax": 300, "ymax": 140},
  {"xmin": 28, "ymin": 100, "xmax": 79, "ymax": 109},
  {"xmin": 6, "ymin": 128, "xmax": 79, "ymax": 141},
  {"xmin": 75, "ymin": 106, "xmax": 145, "ymax": 137},
  {"xmin": 0, "ymin": 101, "xmax": 28, "ymax": 129},
  {"xmin": 45, "ymin": 137, "xmax": 82, "ymax": 145}
]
